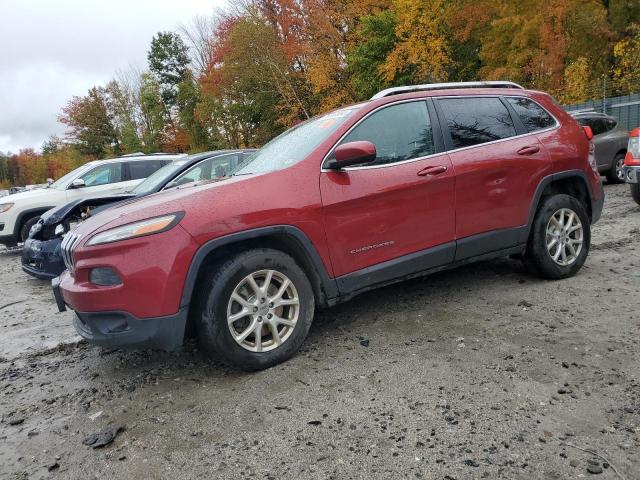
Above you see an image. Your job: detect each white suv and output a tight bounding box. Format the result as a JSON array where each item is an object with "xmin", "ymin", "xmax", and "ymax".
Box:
[{"xmin": 0, "ymin": 153, "xmax": 183, "ymax": 246}]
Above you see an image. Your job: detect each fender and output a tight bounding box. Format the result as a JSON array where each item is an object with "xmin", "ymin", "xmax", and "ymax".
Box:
[
  {"xmin": 520, "ymin": 169, "xmax": 595, "ymax": 244},
  {"xmin": 180, "ymin": 225, "xmax": 339, "ymax": 309}
]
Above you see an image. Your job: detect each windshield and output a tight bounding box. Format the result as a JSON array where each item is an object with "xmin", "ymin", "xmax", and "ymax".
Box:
[
  {"xmin": 48, "ymin": 163, "xmax": 94, "ymax": 190},
  {"xmin": 233, "ymin": 106, "xmax": 360, "ymax": 175},
  {"xmin": 131, "ymin": 161, "xmax": 188, "ymax": 195}
]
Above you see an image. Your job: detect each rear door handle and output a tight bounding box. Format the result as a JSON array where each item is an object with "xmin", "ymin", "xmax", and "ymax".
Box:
[
  {"xmin": 517, "ymin": 145, "xmax": 540, "ymax": 155},
  {"xmin": 417, "ymin": 165, "xmax": 448, "ymax": 176}
]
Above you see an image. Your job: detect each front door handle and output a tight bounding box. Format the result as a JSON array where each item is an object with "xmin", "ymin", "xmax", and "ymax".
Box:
[
  {"xmin": 417, "ymin": 165, "xmax": 448, "ymax": 176},
  {"xmin": 517, "ymin": 145, "xmax": 540, "ymax": 155}
]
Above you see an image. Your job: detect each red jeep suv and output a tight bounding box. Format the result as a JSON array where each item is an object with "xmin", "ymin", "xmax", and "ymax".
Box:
[{"xmin": 53, "ymin": 82, "xmax": 604, "ymax": 370}]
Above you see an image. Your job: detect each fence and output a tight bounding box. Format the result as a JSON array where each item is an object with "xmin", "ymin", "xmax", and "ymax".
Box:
[{"xmin": 564, "ymin": 93, "xmax": 640, "ymax": 131}]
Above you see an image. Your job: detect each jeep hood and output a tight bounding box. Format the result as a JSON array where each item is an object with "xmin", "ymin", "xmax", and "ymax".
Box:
[
  {"xmin": 73, "ymin": 176, "xmax": 239, "ymax": 239},
  {"xmin": 1, "ymin": 188, "xmax": 55, "ymax": 204}
]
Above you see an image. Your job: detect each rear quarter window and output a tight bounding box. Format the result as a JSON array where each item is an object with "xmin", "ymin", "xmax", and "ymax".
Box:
[{"xmin": 506, "ymin": 97, "xmax": 556, "ymax": 133}]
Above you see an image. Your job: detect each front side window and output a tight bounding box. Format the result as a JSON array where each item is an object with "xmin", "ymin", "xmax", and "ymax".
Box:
[
  {"xmin": 337, "ymin": 101, "xmax": 435, "ymax": 167},
  {"xmin": 439, "ymin": 97, "xmax": 517, "ymax": 149},
  {"xmin": 49, "ymin": 163, "xmax": 95, "ymax": 190},
  {"xmin": 79, "ymin": 163, "xmax": 122, "ymax": 187},
  {"xmin": 506, "ymin": 97, "xmax": 556, "ymax": 132}
]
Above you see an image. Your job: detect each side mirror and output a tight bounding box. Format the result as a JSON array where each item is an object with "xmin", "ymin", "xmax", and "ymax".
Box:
[
  {"xmin": 46, "ymin": 178, "xmax": 54, "ymax": 185},
  {"xmin": 326, "ymin": 141, "xmax": 376, "ymax": 170},
  {"xmin": 582, "ymin": 126, "xmax": 594, "ymax": 141},
  {"xmin": 69, "ymin": 178, "xmax": 86, "ymax": 189}
]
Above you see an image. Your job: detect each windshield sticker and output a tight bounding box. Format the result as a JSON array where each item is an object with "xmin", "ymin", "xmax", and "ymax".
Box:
[
  {"xmin": 322, "ymin": 107, "xmax": 357, "ymax": 120},
  {"xmin": 318, "ymin": 118, "xmax": 338, "ymax": 129}
]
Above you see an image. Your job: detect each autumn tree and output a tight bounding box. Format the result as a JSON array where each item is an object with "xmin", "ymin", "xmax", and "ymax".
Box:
[
  {"xmin": 382, "ymin": 0, "xmax": 451, "ymax": 84},
  {"xmin": 59, "ymin": 87, "xmax": 119, "ymax": 158},
  {"xmin": 612, "ymin": 24, "xmax": 640, "ymax": 94}
]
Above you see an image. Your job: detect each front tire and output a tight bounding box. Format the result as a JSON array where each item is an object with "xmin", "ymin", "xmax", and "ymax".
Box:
[
  {"xmin": 605, "ymin": 153, "xmax": 626, "ymax": 184},
  {"xmin": 195, "ymin": 248, "xmax": 315, "ymax": 371},
  {"xmin": 20, "ymin": 216, "xmax": 40, "ymax": 243},
  {"xmin": 631, "ymin": 184, "xmax": 640, "ymax": 206},
  {"xmin": 524, "ymin": 194, "xmax": 590, "ymax": 279}
]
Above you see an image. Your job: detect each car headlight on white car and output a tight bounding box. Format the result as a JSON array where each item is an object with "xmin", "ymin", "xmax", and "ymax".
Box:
[
  {"xmin": 0, "ymin": 203, "xmax": 14, "ymax": 213},
  {"xmin": 86, "ymin": 213, "xmax": 184, "ymax": 246}
]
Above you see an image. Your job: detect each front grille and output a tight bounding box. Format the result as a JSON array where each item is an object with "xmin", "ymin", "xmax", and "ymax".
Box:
[{"xmin": 61, "ymin": 232, "xmax": 82, "ymax": 273}]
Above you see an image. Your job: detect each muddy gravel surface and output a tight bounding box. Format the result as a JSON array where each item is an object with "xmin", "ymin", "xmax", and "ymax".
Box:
[{"xmin": 1, "ymin": 183, "xmax": 639, "ymax": 480}]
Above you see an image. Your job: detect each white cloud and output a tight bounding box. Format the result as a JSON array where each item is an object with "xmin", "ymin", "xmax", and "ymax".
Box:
[{"xmin": 0, "ymin": 0, "xmax": 226, "ymax": 154}]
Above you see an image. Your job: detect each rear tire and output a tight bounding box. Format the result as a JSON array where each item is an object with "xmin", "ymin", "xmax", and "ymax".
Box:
[
  {"xmin": 20, "ymin": 217, "xmax": 40, "ymax": 243},
  {"xmin": 524, "ymin": 194, "xmax": 590, "ymax": 280},
  {"xmin": 195, "ymin": 248, "xmax": 315, "ymax": 371},
  {"xmin": 605, "ymin": 153, "xmax": 625, "ymax": 184},
  {"xmin": 631, "ymin": 184, "xmax": 640, "ymax": 206}
]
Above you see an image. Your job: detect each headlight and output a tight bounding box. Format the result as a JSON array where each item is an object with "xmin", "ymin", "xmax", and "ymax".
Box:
[
  {"xmin": 0, "ymin": 203, "xmax": 14, "ymax": 213},
  {"xmin": 86, "ymin": 212, "xmax": 184, "ymax": 246}
]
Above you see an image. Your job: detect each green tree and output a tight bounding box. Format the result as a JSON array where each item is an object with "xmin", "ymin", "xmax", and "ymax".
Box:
[
  {"xmin": 348, "ymin": 11, "xmax": 407, "ymax": 100},
  {"xmin": 41, "ymin": 135, "xmax": 61, "ymax": 155},
  {"xmin": 138, "ymin": 73, "xmax": 167, "ymax": 152},
  {"xmin": 105, "ymin": 80, "xmax": 143, "ymax": 153},
  {"xmin": 147, "ymin": 31, "xmax": 191, "ymax": 108}
]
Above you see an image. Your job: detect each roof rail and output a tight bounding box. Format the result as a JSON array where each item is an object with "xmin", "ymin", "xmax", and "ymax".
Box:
[
  {"xmin": 119, "ymin": 152, "xmax": 184, "ymax": 157},
  {"xmin": 370, "ymin": 81, "xmax": 525, "ymax": 100}
]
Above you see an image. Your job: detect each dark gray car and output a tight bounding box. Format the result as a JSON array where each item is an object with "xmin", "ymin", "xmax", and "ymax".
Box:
[{"xmin": 572, "ymin": 112, "xmax": 629, "ymax": 183}]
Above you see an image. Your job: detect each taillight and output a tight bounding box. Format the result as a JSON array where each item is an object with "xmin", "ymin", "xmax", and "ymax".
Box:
[{"xmin": 626, "ymin": 128, "xmax": 640, "ymax": 166}]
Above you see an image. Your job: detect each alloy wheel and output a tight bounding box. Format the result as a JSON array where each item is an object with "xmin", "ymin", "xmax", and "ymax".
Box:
[
  {"xmin": 545, "ymin": 208, "xmax": 584, "ymax": 266},
  {"xmin": 226, "ymin": 269, "xmax": 300, "ymax": 352},
  {"xmin": 616, "ymin": 157, "xmax": 625, "ymax": 181}
]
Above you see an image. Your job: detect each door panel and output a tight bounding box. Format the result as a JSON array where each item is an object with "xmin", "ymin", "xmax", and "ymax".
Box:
[
  {"xmin": 321, "ymin": 156, "xmax": 455, "ymax": 277},
  {"xmin": 449, "ymin": 135, "xmax": 551, "ymax": 240}
]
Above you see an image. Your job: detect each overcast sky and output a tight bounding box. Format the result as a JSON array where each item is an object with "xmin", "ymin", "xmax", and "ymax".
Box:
[{"xmin": 0, "ymin": 0, "xmax": 227, "ymax": 154}]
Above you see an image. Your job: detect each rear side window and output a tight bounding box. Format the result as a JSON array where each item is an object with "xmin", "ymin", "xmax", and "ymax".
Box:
[
  {"xmin": 128, "ymin": 160, "xmax": 169, "ymax": 180},
  {"xmin": 506, "ymin": 97, "xmax": 556, "ymax": 132},
  {"xmin": 339, "ymin": 101, "xmax": 435, "ymax": 167},
  {"xmin": 577, "ymin": 117, "xmax": 607, "ymax": 135},
  {"xmin": 439, "ymin": 97, "xmax": 516, "ymax": 149}
]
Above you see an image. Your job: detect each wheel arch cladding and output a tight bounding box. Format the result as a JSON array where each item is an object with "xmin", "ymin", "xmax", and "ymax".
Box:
[
  {"xmin": 522, "ymin": 171, "xmax": 593, "ymax": 243},
  {"xmin": 180, "ymin": 226, "xmax": 338, "ymax": 314},
  {"xmin": 535, "ymin": 171, "xmax": 593, "ymax": 220}
]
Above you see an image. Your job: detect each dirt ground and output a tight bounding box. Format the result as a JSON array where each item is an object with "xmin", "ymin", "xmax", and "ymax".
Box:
[{"xmin": 1, "ymin": 183, "xmax": 639, "ymax": 480}]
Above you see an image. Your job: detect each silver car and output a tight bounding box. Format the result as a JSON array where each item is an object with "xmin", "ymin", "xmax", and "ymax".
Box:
[{"xmin": 572, "ymin": 112, "xmax": 629, "ymax": 183}]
